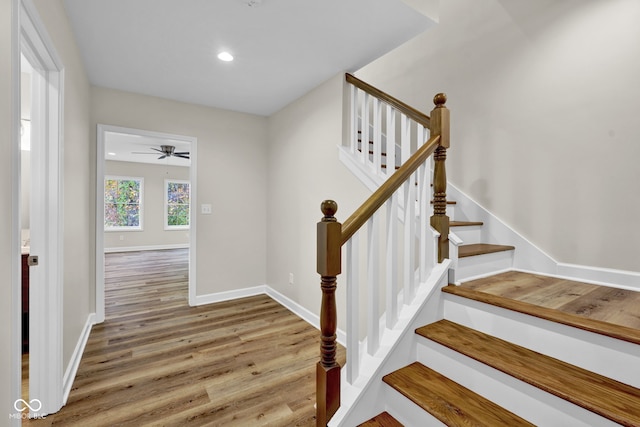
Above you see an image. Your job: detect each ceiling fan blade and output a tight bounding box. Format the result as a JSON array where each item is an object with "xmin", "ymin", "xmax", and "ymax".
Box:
[
  {"xmin": 131, "ymin": 151, "xmax": 156, "ymax": 154},
  {"xmin": 175, "ymin": 154, "xmax": 190, "ymax": 159},
  {"xmin": 174, "ymin": 151, "xmax": 190, "ymax": 155},
  {"xmin": 158, "ymin": 155, "xmax": 167, "ymax": 159},
  {"xmin": 150, "ymin": 147, "xmax": 164, "ymax": 153}
]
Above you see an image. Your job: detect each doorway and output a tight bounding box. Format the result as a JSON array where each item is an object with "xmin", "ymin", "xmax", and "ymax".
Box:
[
  {"xmin": 14, "ymin": 0, "xmax": 65, "ymax": 418},
  {"xmin": 95, "ymin": 125, "xmax": 198, "ymax": 323}
]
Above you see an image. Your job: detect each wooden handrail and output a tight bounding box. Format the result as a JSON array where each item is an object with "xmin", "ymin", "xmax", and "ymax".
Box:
[
  {"xmin": 346, "ymin": 73, "xmax": 431, "ymax": 129},
  {"xmin": 341, "ymin": 134, "xmax": 441, "ymax": 245}
]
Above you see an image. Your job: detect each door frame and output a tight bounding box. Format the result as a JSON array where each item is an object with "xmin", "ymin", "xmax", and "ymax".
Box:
[
  {"xmin": 95, "ymin": 124, "xmax": 198, "ymax": 323},
  {"xmin": 12, "ymin": 0, "xmax": 65, "ymax": 419}
]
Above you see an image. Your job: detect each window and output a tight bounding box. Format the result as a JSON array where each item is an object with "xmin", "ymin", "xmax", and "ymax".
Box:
[
  {"xmin": 165, "ymin": 179, "xmax": 190, "ymax": 230},
  {"xmin": 104, "ymin": 176, "xmax": 143, "ymax": 231}
]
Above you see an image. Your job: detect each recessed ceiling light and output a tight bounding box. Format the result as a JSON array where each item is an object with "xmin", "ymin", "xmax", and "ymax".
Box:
[
  {"xmin": 217, "ymin": 52, "xmax": 234, "ymax": 62},
  {"xmin": 108, "ymin": 152, "xmax": 116, "ymax": 156}
]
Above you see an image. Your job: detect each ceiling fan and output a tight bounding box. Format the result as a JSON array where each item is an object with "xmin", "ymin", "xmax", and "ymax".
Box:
[{"xmin": 133, "ymin": 145, "xmax": 190, "ymax": 160}]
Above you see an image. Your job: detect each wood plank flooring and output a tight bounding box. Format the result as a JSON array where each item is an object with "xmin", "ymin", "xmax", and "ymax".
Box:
[
  {"xmin": 25, "ymin": 249, "xmax": 344, "ymax": 426},
  {"xmin": 459, "ymin": 270, "xmax": 640, "ymax": 330}
]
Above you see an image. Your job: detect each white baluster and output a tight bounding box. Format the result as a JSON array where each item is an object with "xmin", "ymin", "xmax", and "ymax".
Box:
[
  {"xmin": 367, "ymin": 215, "xmax": 380, "ymax": 355},
  {"xmin": 360, "ymin": 92, "xmax": 369, "ymax": 164},
  {"xmin": 417, "ymin": 124, "xmax": 429, "ymax": 282},
  {"xmin": 403, "ymin": 171, "xmax": 416, "ymax": 304},
  {"xmin": 386, "ymin": 192, "xmax": 398, "ymax": 328},
  {"xmin": 372, "ymin": 97, "xmax": 382, "ymax": 176},
  {"xmin": 386, "ymin": 106, "xmax": 396, "ymax": 178},
  {"xmin": 346, "ymin": 234, "xmax": 360, "ymax": 385},
  {"xmin": 400, "ymin": 113, "xmax": 411, "ymax": 163},
  {"xmin": 350, "ymin": 84, "xmax": 357, "ymax": 154}
]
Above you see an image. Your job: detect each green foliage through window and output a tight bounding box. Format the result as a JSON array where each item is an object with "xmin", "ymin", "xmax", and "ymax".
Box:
[
  {"xmin": 166, "ymin": 181, "xmax": 190, "ymax": 228},
  {"xmin": 105, "ymin": 177, "xmax": 143, "ymax": 229}
]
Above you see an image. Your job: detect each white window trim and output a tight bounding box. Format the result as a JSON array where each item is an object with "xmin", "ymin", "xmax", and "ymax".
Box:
[
  {"xmin": 164, "ymin": 179, "xmax": 190, "ymax": 230},
  {"xmin": 104, "ymin": 175, "xmax": 144, "ymax": 232}
]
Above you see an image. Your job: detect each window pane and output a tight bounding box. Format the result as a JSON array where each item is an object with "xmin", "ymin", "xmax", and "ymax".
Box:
[
  {"xmin": 105, "ymin": 179, "xmax": 118, "ymax": 203},
  {"xmin": 166, "ymin": 181, "xmax": 190, "ymax": 228},
  {"xmin": 123, "ymin": 204, "xmax": 140, "ymax": 227},
  {"xmin": 167, "ymin": 204, "xmax": 189, "ymax": 226},
  {"xmin": 105, "ymin": 176, "xmax": 143, "ymax": 229}
]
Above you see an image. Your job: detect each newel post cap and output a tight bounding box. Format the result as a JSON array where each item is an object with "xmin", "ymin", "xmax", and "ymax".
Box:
[
  {"xmin": 433, "ymin": 93, "xmax": 447, "ymax": 108},
  {"xmin": 321, "ymin": 200, "xmax": 338, "ymax": 221}
]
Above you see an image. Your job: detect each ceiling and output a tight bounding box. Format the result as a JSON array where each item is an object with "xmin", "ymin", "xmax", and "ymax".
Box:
[{"xmin": 62, "ymin": 0, "xmax": 435, "ymax": 117}]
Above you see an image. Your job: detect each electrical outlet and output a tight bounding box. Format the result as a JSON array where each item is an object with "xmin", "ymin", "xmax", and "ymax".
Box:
[
  {"xmin": 119, "ymin": 235, "xmax": 124, "ymax": 241},
  {"xmin": 289, "ymin": 273, "xmax": 294, "ymax": 285}
]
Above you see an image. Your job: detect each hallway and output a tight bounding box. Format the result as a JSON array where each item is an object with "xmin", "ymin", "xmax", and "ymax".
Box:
[{"xmin": 25, "ymin": 249, "xmax": 341, "ymax": 426}]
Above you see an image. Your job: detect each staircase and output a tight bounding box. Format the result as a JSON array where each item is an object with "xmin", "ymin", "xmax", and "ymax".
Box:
[
  {"xmin": 359, "ymin": 274, "xmax": 640, "ymax": 426},
  {"xmin": 318, "ymin": 73, "xmax": 640, "ymax": 426}
]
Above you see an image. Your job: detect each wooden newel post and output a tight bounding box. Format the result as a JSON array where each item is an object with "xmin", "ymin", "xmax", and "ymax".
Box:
[
  {"xmin": 316, "ymin": 200, "xmax": 342, "ymax": 426},
  {"xmin": 430, "ymin": 93, "xmax": 450, "ymax": 262}
]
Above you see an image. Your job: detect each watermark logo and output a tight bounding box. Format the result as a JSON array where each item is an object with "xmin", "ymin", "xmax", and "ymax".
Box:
[{"xmin": 9, "ymin": 399, "xmax": 46, "ymax": 420}]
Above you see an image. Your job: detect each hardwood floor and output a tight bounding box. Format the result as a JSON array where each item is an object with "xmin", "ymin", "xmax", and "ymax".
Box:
[
  {"xmin": 459, "ymin": 270, "xmax": 640, "ymax": 330},
  {"xmin": 26, "ymin": 249, "xmax": 344, "ymax": 426}
]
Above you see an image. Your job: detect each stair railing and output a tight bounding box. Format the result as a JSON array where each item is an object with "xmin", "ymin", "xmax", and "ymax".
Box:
[
  {"xmin": 346, "ymin": 73, "xmax": 432, "ymax": 181},
  {"xmin": 316, "ymin": 75, "xmax": 450, "ymax": 426}
]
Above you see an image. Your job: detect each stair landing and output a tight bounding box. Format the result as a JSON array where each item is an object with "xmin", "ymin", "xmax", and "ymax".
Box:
[{"xmin": 444, "ymin": 270, "xmax": 640, "ymax": 345}]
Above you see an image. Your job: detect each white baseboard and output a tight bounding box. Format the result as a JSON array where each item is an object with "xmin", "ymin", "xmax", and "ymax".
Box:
[
  {"xmin": 193, "ymin": 285, "xmax": 268, "ymax": 305},
  {"xmin": 104, "ymin": 243, "xmax": 189, "ymax": 253},
  {"xmin": 525, "ymin": 263, "xmax": 640, "ymax": 292},
  {"xmin": 63, "ymin": 313, "xmax": 96, "ymax": 404},
  {"xmin": 195, "ymin": 285, "xmax": 347, "ymax": 346}
]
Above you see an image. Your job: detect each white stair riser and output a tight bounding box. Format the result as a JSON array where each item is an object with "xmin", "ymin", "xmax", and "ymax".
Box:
[
  {"xmin": 382, "ymin": 383, "xmax": 446, "ymax": 427},
  {"xmin": 442, "ymin": 293, "xmax": 640, "ymax": 388},
  {"xmin": 415, "ymin": 338, "xmax": 619, "ymax": 427},
  {"xmin": 455, "ymin": 250, "xmax": 514, "ymax": 282},
  {"xmin": 449, "ymin": 225, "xmax": 482, "ymax": 244}
]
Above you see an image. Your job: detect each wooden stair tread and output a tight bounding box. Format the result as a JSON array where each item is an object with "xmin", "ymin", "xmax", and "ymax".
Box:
[
  {"xmin": 416, "ymin": 320, "xmax": 640, "ymax": 426},
  {"xmin": 450, "ymin": 220, "xmax": 483, "ymax": 227},
  {"xmin": 383, "ymin": 362, "xmax": 534, "ymax": 426},
  {"xmin": 358, "ymin": 411, "xmax": 403, "ymax": 427},
  {"xmin": 442, "ymin": 282, "xmax": 640, "ymax": 345},
  {"xmin": 459, "ymin": 243, "xmax": 514, "ymax": 258}
]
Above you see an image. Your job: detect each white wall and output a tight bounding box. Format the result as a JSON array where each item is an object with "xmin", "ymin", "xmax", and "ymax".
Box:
[
  {"xmin": 104, "ymin": 160, "xmax": 189, "ymax": 250},
  {"xmin": 91, "ymin": 87, "xmax": 268, "ymax": 296},
  {"xmin": 355, "ymin": 0, "xmax": 640, "ymax": 273},
  {"xmin": 266, "ymin": 74, "xmax": 371, "ymax": 328}
]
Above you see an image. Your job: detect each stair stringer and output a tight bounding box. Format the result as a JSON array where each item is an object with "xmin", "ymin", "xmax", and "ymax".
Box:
[
  {"xmin": 329, "ymin": 260, "xmax": 451, "ymax": 427},
  {"xmin": 446, "ymin": 182, "xmax": 557, "ymax": 280}
]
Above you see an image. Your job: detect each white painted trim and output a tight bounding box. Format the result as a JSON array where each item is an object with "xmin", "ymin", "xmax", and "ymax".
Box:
[
  {"xmin": 96, "ymin": 125, "xmax": 198, "ymax": 319},
  {"xmin": 515, "ymin": 266, "xmax": 640, "ymax": 293},
  {"xmin": 194, "ymin": 285, "xmax": 347, "ymax": 346},
  {"xmin": 337, "ymin": 145, "xmax": 383, "ymax": 193},
  {"xmin": 17, "ymin": 0, "xmax": 65, "ymax": 416},
  {"xmin": 104, "ymin": 243, "xmax": 189, "ymax": 253},
  {"xmin": 194, "ymin": 284, "xmax": 268, "ymax": 306},
  {"xmin": 188, "ymin": 137, "xmax": 197, "ymax": 307},
  {"xmin": 264, "ymin": 287, "xmax": 347, "ymax": 346},
  {"xmin": 556, "ymin": 263, "xmax": 640, "ymax": 291},
  {"xmin": 11, "ymin": 1, "xmax": 21, "ymax": 425},
  {"xmin": 62, "ymin": 313, "xmax": 96, "ymax": 404}
]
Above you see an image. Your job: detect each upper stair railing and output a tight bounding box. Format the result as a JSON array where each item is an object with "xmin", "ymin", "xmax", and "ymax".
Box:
[{"xmin": 316, "ymin": 74, "xmax": 450, "ymax": 426}]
